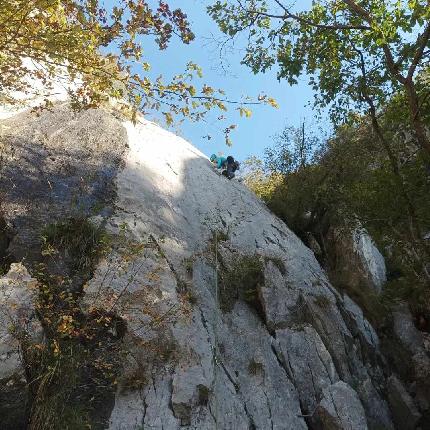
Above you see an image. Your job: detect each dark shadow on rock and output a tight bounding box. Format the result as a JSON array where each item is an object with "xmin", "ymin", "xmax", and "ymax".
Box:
[
  {"xmin": 0, "ymin": 104, "xmax": 128, "ymax": 287},
  {"xmin": 0, "ymin": 105, "xmax": 129, "ymax": 430}
]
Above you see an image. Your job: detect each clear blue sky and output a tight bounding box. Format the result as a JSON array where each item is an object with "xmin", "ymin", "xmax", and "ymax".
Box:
[{"xmin": 134, "ymin": 0, "xmax": 325, "ymax": 161}]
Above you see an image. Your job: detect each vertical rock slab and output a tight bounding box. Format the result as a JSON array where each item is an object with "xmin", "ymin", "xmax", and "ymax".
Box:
[
  {"xmin": 326, "ymin": 227, "xmax": 386, "ymax": 295},
  {"xmin": 352, "ymin": 228, "xmax": 386, "ymax": 292},
  {"xmin": 387, "ymin": 375, "xmax": 421, "ymax": 430},
  {"xmin": 313, "ymin": 381, "xmax": 368, "ymax": 430},
  {"xmin": 275, "ymin": 325, "xmax": 339, "ymax": 415},
  {"xmin": 340, "ymin": 294, "xmax": 380, "ymax": 363},
  {"xmin": 0, "ymin": 263, "xmax": 42, "ymax": 430},
  {"xmin": 388, "ymin": 303, "xmax": 430, "ymax": 414}
]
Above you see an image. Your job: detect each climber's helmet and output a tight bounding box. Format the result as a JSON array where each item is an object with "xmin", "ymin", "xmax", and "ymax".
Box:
[{"xmin": 210, "ymin": 154, "xmax": 217, "ymax": 162}]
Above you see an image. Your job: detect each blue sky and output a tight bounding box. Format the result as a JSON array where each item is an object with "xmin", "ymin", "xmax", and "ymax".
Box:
[{"xmin": 137, "ymin": 0, "xmax": 325, "ymax": 161}]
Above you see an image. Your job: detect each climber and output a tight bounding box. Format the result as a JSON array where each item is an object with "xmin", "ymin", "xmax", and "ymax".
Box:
[
  {"xmin": 210, "ymin": 154, "xmax": 227, "ymax": 169},
  {"xmin": 210, "ymin": 154, "xmax": 240, "ymax": 179}
]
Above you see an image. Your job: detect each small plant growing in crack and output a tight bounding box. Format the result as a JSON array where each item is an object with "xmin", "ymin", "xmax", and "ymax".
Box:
[
  {"xmin": 248, "ymin": 359, "xmax": 264, "ymax": 376},
  {"xmin": 264, "ymin": 256, "xmax": 286, "ymax": 275},
  {"xmin": 211, "ymin": 229, "xmax": 229, "ymax": 243},
  {"xmin": 313, "ymin": 294, "xmax": 332, "ymax": 309},
  {"xmin": 183, "ymin": 256, "xmax": 194, "ymax": 276},
  {"xmin": 218, "ymin": 254, "xmax": 265, "ymax": 318},
  {"xmin": 41, "ymin": 217, "xmax": 111, "ymax": 278}
]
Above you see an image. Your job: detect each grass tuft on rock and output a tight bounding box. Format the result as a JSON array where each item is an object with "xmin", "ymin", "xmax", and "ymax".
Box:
[
  {"xmin": 264, "ymin": 256, "xmax": 286, "ymax": 274},
  {"xmin": 41, "ymin": 217, "xmax": 110, "ymax": 277},
  {"xmin": 248, "ymin": 358, "xmax": 264, "ymax": 376},
  {"xmin": 219, "ymin": 254, "xmax": 265, "ymax": 316}
]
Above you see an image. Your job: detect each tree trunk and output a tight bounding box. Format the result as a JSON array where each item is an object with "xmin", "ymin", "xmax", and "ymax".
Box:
[{"xmin": 404, "ymin": 79, "xmax": 430, "ymax": 159}]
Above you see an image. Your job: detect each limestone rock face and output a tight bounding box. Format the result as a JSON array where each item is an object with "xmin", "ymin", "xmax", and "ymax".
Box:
[
  {"xmin": 351, "ymin": 228, "xmax": 387, "ymax": 291},
  {"xmin": 314, "ymin": 381, "xmax": 368, "ymax": 430},
  {"xmin": 0, "ymin": 263, "xmax": 42, "ymax": 429},
  {"xmin": 0, "ymin": 104, "xmax": 405, "ymax": 429},
  {"xmin": 384, "ymin": 304, "xmax": 430, "ymax": 421},
  {"xmin": 275, "ymin": 325, "xmax": 339, "ymax": 416},
  {"xmin": 387, "ymin": 375, "xmax": 421, "ymax": 430},
  {"xmin": 327, "ymin": 227, "xmax": 386, "ymax": 295},
  {"xmin": 0, "ymin": 104, "xmax": 127, "ymax": 280}
]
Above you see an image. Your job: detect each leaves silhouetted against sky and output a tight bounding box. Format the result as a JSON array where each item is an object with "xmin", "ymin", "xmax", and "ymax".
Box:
[{"xmin": 120, "ymin": 0, "xmax": 321, "ymax": 161}]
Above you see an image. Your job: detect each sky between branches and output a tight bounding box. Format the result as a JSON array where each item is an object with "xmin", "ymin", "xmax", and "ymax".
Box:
[{"xmin": 109, "ymin": 0, "xmax": 327, "ymax": 161}]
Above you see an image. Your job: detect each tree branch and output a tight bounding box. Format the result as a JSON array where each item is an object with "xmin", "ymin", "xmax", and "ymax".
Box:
[
  {"xmin": 407, "ymin": 22, "xmax": 430, "ymax": 80},
  {"xmin": 239, "ymin": 0, "xmax": 371, "ymax": 31},
  {"xmin": 342, "ymin": 0, "xmax": 407, "ymax": 84}
]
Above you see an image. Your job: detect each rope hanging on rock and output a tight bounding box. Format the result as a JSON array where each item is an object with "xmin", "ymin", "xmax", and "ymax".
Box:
[{"xmin": 213, "ymin": 229, "xmax": 220, "ymax": 429}]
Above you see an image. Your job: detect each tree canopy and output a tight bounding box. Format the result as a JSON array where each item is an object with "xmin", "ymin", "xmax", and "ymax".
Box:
[
  {"xmin": 208, "ymin": 0, "xmax": 430, "ymax": 153},
  {"xmin": 0, "ymin": 0, "xmax": 277, "ymax": 143}
]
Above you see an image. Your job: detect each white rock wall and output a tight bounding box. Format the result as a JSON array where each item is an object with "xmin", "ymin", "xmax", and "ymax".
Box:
[
  {"xmin": 83, "ymin": 116, "xmax": 393, "ymax": 430},
  {"xmin": 0, "ymin": 105, "xmax": 400, "ymax": 430}
]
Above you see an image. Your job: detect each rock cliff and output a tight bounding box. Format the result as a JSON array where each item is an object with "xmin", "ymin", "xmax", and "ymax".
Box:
[{"xmin": 0, "ymin": 103, "xmax": 428, "ymax": 429}]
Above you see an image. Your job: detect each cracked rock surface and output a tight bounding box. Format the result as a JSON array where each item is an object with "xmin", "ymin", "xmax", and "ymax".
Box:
[
  {"xmin": 313, "ymin": 381, "xmax": 368, "ymax": 430},
  {"xmin": 0, "ymin": 104, "xmax": 414, "ymax": 429}
]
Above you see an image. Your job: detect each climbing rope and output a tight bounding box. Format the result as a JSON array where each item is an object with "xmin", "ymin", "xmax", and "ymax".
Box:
[{"xmin": 213, "ymin": 229, "xmax": 220, "ymax": 429}]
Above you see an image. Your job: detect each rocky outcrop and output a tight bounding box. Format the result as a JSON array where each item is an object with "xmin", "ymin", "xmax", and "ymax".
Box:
[
  {"xmin": 326, "ymin": 226, "xmax": 386, "ymax": 295},
  {"xmin": 275, "ymin": 325, "xmax": 339, "ymax": 417},
  {"xmin": 382, "ymin": 303, "xmax": 430, "ymax": 425},
  {"xmin": 0, "ymin": 263, "xmax": 42, "ymax": 430},
  {"xmin": 0, "ymin": 104, "xmax": 127, "ymax": 283},
  {"xmin": 0, "ymin": 103, "xmax": 419, "ymax": 429},
  {"xmin": 387, "ymin": 375, "xmax": 421, "ymax": 430},
  {"xmin": 313, "ymin": 381, "xmax": 368, "ymax": 430}
]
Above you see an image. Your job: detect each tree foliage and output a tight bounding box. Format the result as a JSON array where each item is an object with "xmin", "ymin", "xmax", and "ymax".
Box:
[
  {"xmin": 0, "ymin": 0, "xmax": 276, "ymax": 143},
  {"xmin": 208, "ymin": 0, "xmax": 430, "ymax": 152},
  {"xmin": 246, "ymin": 79, "xmax": 430, "ymax": 309}
]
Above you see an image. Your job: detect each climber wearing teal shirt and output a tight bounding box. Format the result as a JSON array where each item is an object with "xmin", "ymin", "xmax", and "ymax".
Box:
[
  {"xmin": 210, "ymin": 154, "xmax": 240, "ymax": 179},
  {"xmin": 210, "ymin": 154, "xmax": 227, "ymax": 169}
]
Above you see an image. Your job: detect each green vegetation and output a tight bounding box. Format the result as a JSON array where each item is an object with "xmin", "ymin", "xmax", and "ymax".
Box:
[
  {"xmin": 265, "ymin": 256, "xmax": 286, "ymax": 275},
  {"xmin": 183, "ymin": 256, "xmax": 194, "ymax": 276},
  {"xmin": 207, "ymin": 229, "xmax": 230, "ymax": 264},
  {"xmin": 248, "ymin": 358, "xmax": 264, "ymax": 376},
  {"xmin": 245, "ymin": 75, "xmax": 430, "ymax": 319},
  {"xmin": 313, "ymin": 294, "xmax": 332, "ymax": 310},
  {"xmin": 197, "ymin": 385, "xmax": 210, "ymax": 406},
  {"xmin": 211, "ymin": 229, "xmax": 230, "ymax": 244},
  {"xmin": 209, "ymin": 0, "xmax": 430, "ymax": 156},
  {"xmin": 119, "ymin": 333, "xmax": 177, "ymax": 393},
  {"xmin": 28, "ymin": 274, "xmax": 125, "ymax": 429},
  {"xmin": 24, "ymin": 218, "xmax": 127, "ymax": 429},
  {"xmin": 219, "ymin": 254, "xmax": 265, "ymax": 315},
  {"xmin": 0, "ymin": 1, "xmax": 277, "ymax": 145},
  {"xmin": 41, "ymin": 217, "xmax": 110, "ymax": 277}
]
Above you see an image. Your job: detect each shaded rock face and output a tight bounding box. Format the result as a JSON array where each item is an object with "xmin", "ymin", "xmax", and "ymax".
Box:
[
  {"xmin": 0, "ymin": 263, "xmax": 41, "ymax": 430},
  {"xmin": 325, "ymin": 227, "xmax": 386, "ymax": 295},
  {"xmin": 0, "ymin": 104, "xmax": 127, "ymax": 284},
  {"xmin": 382, "ymin": 304, "xmax": 430, "ymax": 426},
  {"xmin": 0, "ymin": 212, "xmax": 17, "ymax": 273},
  {"xmin": 387, "ymin": 375, "xmax": 421, "ymax": 430},
  {"xmin": 313, "ymin": 381, "xmax": 368, "ymax": 430},
  {"xmin": 1, "ymin": 104, "xmax": 419, "ymax": 429}
]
